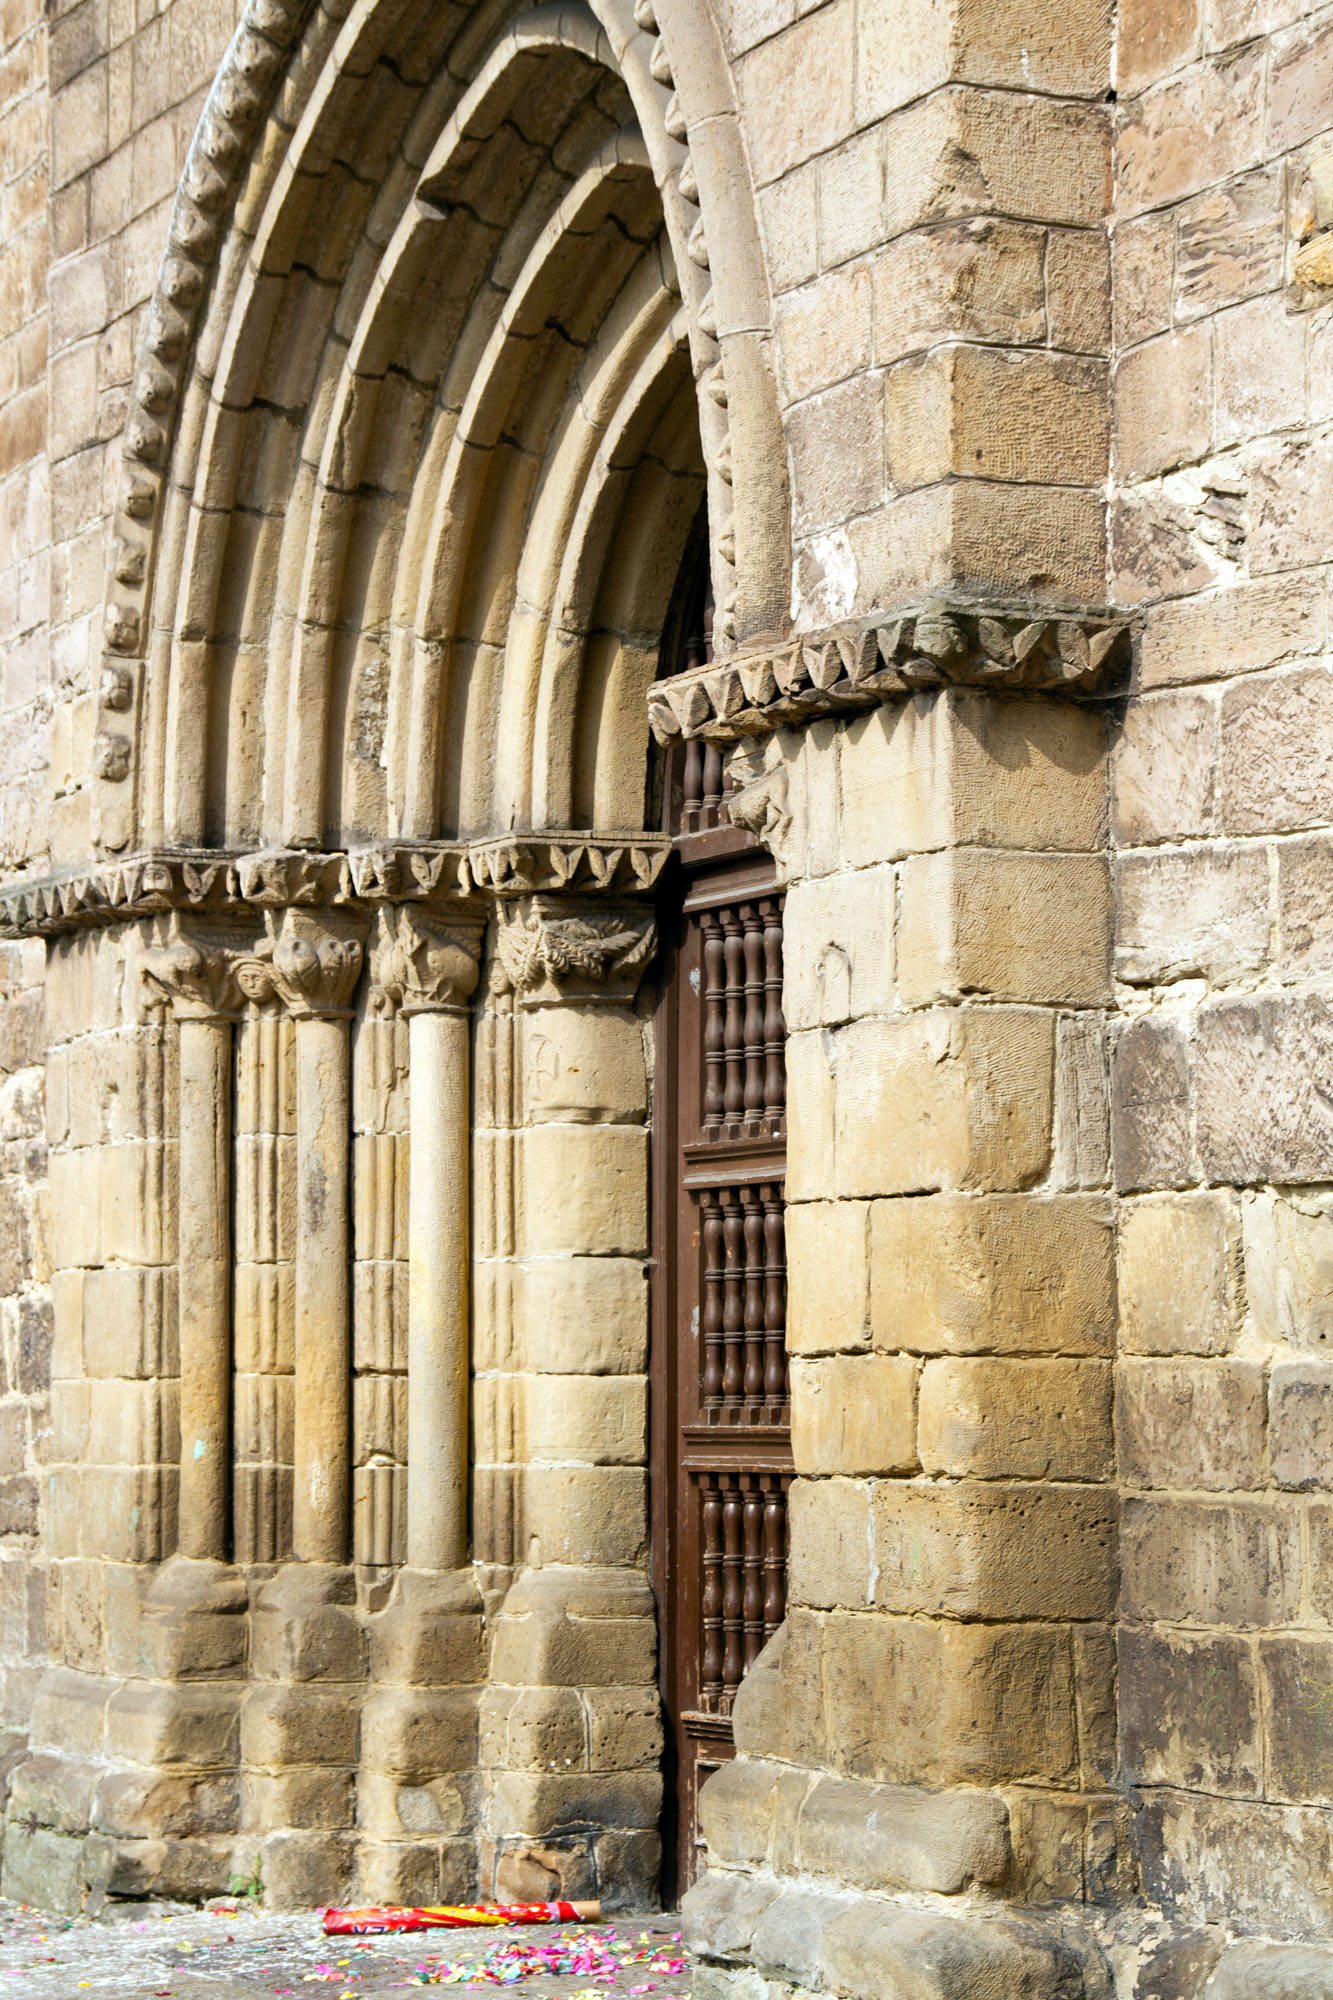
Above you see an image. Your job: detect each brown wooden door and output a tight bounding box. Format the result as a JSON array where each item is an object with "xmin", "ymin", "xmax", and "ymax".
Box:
[{"xmin": 652, "ymin": 741, "xmax": 792, "ymax": 1900}]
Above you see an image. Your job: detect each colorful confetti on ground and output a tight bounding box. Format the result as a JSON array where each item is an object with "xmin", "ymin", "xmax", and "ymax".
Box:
[{"xmin": 0, "ymin": 1899, "xmax": 692, "ymax": 1999}]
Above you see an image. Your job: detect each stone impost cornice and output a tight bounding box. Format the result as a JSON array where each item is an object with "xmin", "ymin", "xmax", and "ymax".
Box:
[
  {"xmin": 0, "ymin": 836, "xmax": 671, "ymax": 942},
  {"xmin": 647, "ymin": 601, "xmax": 1132, "ymax": 746}
]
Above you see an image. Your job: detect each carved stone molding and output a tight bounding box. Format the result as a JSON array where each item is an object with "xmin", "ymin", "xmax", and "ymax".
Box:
[
  {"xmin": 88, "ymin": 0, "xmax": 730, "ymax": 852},
  {"xmin": 234, "ymin": 910, "xmax": 364, "ymax": 1019},
  {"xmin": 0, "ymin": 836, "xmax": 670, "ymax": 942},
  {"xmin": 648, "ymin": 602, "xmax": 1132, "ymax": 746},
  {"xmin": 91, "ymin": 0, "xmax": 319, "ymax": 852},
  {"xmin": 492, "ymin": 897, "xmax": 656, "ymax": 1006},
  {"xmin": 141, "ymin": 916, "xmax": 249, "ymax": 1021},
  {"xmin": 468, "ymin": 838, "xmax": 668, "ymax": 900},
  {"xmin": 370, "ymin": 906, "xmax": 484, "ymax": 1017}
]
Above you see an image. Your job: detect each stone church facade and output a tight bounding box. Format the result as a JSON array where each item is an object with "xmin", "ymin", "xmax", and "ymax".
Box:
[{"xmin": 1, "ymin": 0, "xmax": 1333, "ymax": 1989}]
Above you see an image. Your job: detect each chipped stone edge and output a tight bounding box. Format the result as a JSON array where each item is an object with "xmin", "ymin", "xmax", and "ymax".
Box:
[
  {"xmin": 0, "ymin": 836, "xmax": 671, "ymax": 942},
  {"xmin": 647, "ymin": 602, "xmax": 1132, "ymax": 745}
]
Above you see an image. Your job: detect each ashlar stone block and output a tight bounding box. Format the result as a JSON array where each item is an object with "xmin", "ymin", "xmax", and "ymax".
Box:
[
  {"xmin": 786, "ymin": 1478, "xmax": 874, "ymax": 1609},
  {"xmin": 873, "ymin": 218, "xmax": 1047, "ymax": 362},
  {"xmin": 1118, "ymin": 1357, "xmax": 1266, "ymax": 1492},
  {"xmin": 366, "ymin": 1769, "xmax": 473, "ymax": 1841},
  {"xmin": 1139, "ymin": 1792, "xmax": 1333, "ymax": 1937},
  {"xmin": 1121, "ymin": 1496, "xmax": 1300, "ymax": 1627},
  {"xmin": 873, "ymin": 1481, "xmax": 1116, "ymax": 1619},
  {"xmin": 487, "ymin": 1569, "xmax": 656, "ymax": 1689},
  {"xmin": 514, "ymin": 1374, "xmax": 646, "ymax": 1467},
  {"xmin": 797, "ymin": 1772, "xmax": 1010, "ymax": 1896},
  {"xmin": 1116, "ymin": 845, "xmax": 1269, "ymax": 986},
  {"xmin": 1260, "ymin": 1637, "xmax": 1333, "ymax": 1810},
  {"xmin": 1120, "ymin": 1192, "xmax": 1241, "ymax": 1356},
  {"xmin": 520, "ymin": 1467, "xmax": 646, "ymax": 1568},
  {"xmin": 1244, "ymin": 1194, "xmax": 1333, "ymax": 1350},
  {"xmin": 512, "ymin": 1259, "xmax": 647, "ymax": 1376},
  {"xmin": 1206, "ymin": 1942, "xmax": 1333, "ymax": 1999},
  {"xmin": 782, "ymin": 869, "xmax": 895, "ymax": 1030},
  {"xmin": 516, "ymin": 1127, "xmax": 647, "ymax": 1258},
  {"xmin": 1111, "ymin": 1015, "xmax": 1194, "ymax": 1192},
  {"xmin": 240, "ymin": 1686, "xmax": 359, "ymax": 1769},
  {"xmin": 871, "ymin": 1193, "xmax": 1114, "ymax": 1355},
  {"xmin": 519, "ymin": 1008, "xmax": 645, "ymax": 1126},
  {"xmin": 682, "ymin": 1869, "xmax": 782, "ymax": 1963},
  {"xmin": 887, "ymin": 348, "xmax": 1108, "ymax": 491},
  {"xmin": 821, "ymin": 1906, "xmax": 1080, "ymax": 2000},
  {"xmin": 1139, "ymin": 572, "xmax": 1324, "ymax": 691},
  {"xmin": 877, "ymin": 87, "xmax": 1109, "ymax": 237},
  {"xmin": 1270, "ymin": 1359, "xmax": 1333, "ymax": 1491},
  {"xmin": 833, "ymin": 1008, "xmax": 1054, "ymax": 1196},
  {"xmin": 1195, "ymin": 995, "xmax": 1333, "ymax": 1184},
  {"xmin": 818, "ymin": 1611, "xmax": 1081, "ymax": 1786},
  {"xmin": 837, "ymin": 690, "xmax": 1106, "ymax": 870},
  {"xmin": 1220, "ymin": 665, "xmax": 1333, "ymax": 835},
  {"xmin": 103, "ymin": 1683, "xmax": 239, "ymax": 1771},
  {"xmin": 855, "ymin": 0, "xmax": 1111, "ymax": 125},
  {"xmin": 790, "ymin": 1355, "xmax": 918, "ymax": 1475},
  {"xmin": 917, "ymin": 1357, "xmax": 1112, "ymax": 1480},
  {"xmin": 480, "ymin": 1686, "xmax": 585, "ymax": 1773},
  {"xmin": 786, "ymin": 1200, "xmax": 870, "ymax": 1355},
  {"xmin": 360, "ymin": 1688, "xmax": 478, "ymax": 1780},
  {"xmin": 1113, "ymin": 689, "xmax": 1218, "ymax": 845},
  {"xmin": 1277, "ymin": 835, "xmax": 1333, "ymax": 984},
  {"xmin": 898, "ymin": 850, "xmax": 1110, "ymax": 1006}
]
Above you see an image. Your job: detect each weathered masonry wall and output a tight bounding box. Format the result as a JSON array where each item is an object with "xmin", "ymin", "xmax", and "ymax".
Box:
[
  {"xmin": 1110, "ymin": 0, "xmax": 1333, "ymax": 1946},
  {"xmin": 8, "ymin": 0, "xmax": 1333, "ymax": 1994}
]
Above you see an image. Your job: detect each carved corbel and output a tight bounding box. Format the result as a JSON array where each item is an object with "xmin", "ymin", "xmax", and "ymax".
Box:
[
  {"xmin": 370, "ymin": 905, "xmax": 483, "ymax": 1017},
  {"xmin": 491, "ymin": 895, "xmax": 656, "ymax": 1006},
  {"xmin": 234, "ymin": 908, "xmax": 364, "ymax": 1018}
]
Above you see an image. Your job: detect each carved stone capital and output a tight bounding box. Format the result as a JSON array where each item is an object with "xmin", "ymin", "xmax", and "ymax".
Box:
[
  {"xmin": 648, "ymin": 600, "xmax": 1132, "ymax": 745},
  {"xmin": 234, "ymin": 909, "xmax": 364, "ymax": 1019},
  {"xmin": 370, "ymin": 905, "xmax": 484, "ymax": 1016},
  {"xmin": 141, "ymin": 916, "xmax": 246, "ymax": 1021},
  {"xmin": 491, "ymin": 896, "xmax": 655, "ymax": 1006}
]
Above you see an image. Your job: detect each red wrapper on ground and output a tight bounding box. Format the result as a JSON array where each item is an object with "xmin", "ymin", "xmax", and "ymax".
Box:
[{"xmin": 322, "ymin": 1901, "xmax": 596, "ymax": 1935}]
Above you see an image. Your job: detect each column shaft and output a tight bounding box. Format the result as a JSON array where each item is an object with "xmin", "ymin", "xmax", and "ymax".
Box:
[
  {"xmin": 177, "ymin": 1017, "xmax": 234, "ymax": 1559},
  {"xmin": 294, "ymin": 1015, "xmax": 352, "ymax": 1562},
  {"xmin": 407, "ymin": 1008, "xmax": 471, "ymax": 1569}
]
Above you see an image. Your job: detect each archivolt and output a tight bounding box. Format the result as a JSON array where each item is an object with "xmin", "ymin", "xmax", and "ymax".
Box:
[{"xmin": 91, "ymin": 0, "xmax": 789, "ymax": 856}]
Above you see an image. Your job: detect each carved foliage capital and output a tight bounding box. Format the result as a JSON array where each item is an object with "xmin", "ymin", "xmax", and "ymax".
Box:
[
  {"xmin": 234, "ymin": 909, "xmax": 364, "ymax": 1018},
  {"xmin": 371, "ymin": 905, "xmax": 483, "ymax": 1016},
  {"xmin": 493, "ymin": 896, "xmax": 655, "ymax": 1006},
  {"xmin": 141, "ymin": 917, "xmax": 246, "ymax": 1020}
]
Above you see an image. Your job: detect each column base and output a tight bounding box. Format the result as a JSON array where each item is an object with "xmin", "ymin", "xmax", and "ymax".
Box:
[
  {"xmin": 354, "ymin": 1566, "xmax": 486, "ymax": 1906},
  {"xmin": 1, "ymin": 1561, "xmax": 250, "ymax": 1913},
  {"xmin": 484, "ymin": 1566, "xmax": 661, "ymax": 1912}
]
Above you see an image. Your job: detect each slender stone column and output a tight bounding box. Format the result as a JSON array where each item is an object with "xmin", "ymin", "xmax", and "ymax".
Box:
[
  {"xmin": 372, "ymin": 906, "xmax": 483, "ymax": 1569},
  {"xmin": 238, "ymin": 911, "xmax": 363, "ymax": 1563},
  {"xmin": 485, "ymin": 893, "xmax": 660, "ymax": 1903},
  {"xmin": 143, "ymin": 922, "xmax": 245, "ymax": 1561}
]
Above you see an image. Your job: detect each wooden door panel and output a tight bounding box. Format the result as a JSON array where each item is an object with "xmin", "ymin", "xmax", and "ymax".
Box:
[{"xmin": 652, "ymin": 744, "xmax": 791, "ymax": 1899}]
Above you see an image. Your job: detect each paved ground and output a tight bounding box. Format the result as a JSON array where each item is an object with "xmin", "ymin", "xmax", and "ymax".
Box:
[{"xmin": 0, "ymin": 1901, "xmax": 691, "ymax": 1999}]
